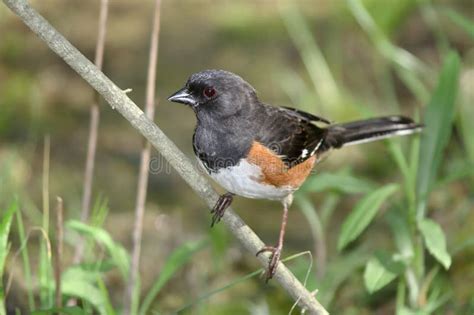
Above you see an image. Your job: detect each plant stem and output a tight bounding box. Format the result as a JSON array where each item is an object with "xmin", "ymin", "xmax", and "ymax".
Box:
[
  {"xmin": 54, "ymin": 197, "xmax": 64, "ymax": 308},
  {"xmin": 74, "ymin": 0, "xmax": 109, "ymax": 264},
  {"xmin": 124, "ymin": 0, "xmax": 161, "ymax": 314},
  {"xmin": 39, "ymin": 135, "xmax": 51, "ymax": 306}
]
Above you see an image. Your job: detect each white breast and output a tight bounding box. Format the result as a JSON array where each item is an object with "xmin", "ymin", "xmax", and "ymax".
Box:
[{"xmin": 205, "ymin": 159, "xmax": 294, "ymax": 201}]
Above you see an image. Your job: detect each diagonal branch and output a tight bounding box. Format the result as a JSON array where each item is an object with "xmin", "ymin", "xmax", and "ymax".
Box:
[{"xmin": 2, "ymin": 1, "xmax": 329, "ymax": 314}]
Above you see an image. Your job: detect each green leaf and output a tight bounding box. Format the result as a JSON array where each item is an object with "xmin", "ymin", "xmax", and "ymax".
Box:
[
  {"xmin": 416, "ymin": 52, "xmax": 460, "ymax": 218},
  {"xmin": 364, "ymin": 251, "xmax": 404, "ymax": 293},
  {"xmin": 66, "ymin": 220, "xmax": 129, "ymax": 279},
  {"xmin": 418, "ymin": 218, "xmax": 451, "ymax": 269},
  {"xmin": 0, "ymin": 200, "xmax": 18, "ymax": 314},
  {"xmin": 39, "ymin": 266, "xmax": 108, "ymax": 315},
  {"xmin": 75, "ymin": 259, "xmax": 116, "ymax": 274},
  {"xmin": 386, "ymin": 210, "xmax": 414, "ymax": 262},
  {"xmin": 397, "ymin": 306, "xmax": 425, "ymax": 315},
  {"xmin": 317, "ymin": 248, "xmax": 369, "ymax": 305},
  {"xmin": 364, "ymin": 0, "xmax": 419, "ymax": 36},
  {"xmin": 0, "ymin": 200, "xmax": 17, "ymax": 274},
  {"xmin": 338, "ymin": 184, "xmax": 398, "ymax": 251},
  {"xmin": 139, "ymin": 239, "xmax": 207, "ymax": 315},
  {"xmin": 96, "ymin": 276, "xmax": 116, "ymax": 315},
  {"xmin": 60, "ymin": 267, "xmax": 107, "ymax": 315},
  {"xmin": 31, "ymin": 306, "xmax": 87, "ymax": 315},
  {"xmin": 301, "ymin": 172, "xmax": 374, "ymax": 194}
]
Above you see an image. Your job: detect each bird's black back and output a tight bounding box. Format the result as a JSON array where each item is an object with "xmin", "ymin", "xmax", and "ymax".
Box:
[
  {"xmin": 193, "ymin": 101, "xmax": 328, "ymax": 172},
  {"xmin": 254, "ymin": 104, "xmax": 327, "ymax": 166}
]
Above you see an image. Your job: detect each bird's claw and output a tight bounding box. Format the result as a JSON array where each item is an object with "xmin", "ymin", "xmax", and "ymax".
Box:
[
  {"xmin": 256, "ymin": 245, "xmax": 282, "ymax": 282},
  {"xmin": 210, "ymin": 192, "xmax": 233, "ymax": 227}
]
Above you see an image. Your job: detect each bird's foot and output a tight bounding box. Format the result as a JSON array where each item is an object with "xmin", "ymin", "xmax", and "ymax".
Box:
[
  {"xmin": 210, "ymin": 192, "xmax": 233, "ymax": 227},
  {"xmin": 256, "ymin": 245, "xmax": 282, "ymax": 282}
]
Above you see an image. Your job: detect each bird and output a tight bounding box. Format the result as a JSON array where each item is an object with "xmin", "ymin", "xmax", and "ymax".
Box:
[{"xmin": 168, "ymin": 69, "xmax": 422, "ymax": 281}]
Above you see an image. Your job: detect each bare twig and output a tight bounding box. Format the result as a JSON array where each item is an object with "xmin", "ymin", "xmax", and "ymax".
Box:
[
  {"xmin": 124, "ymin": 0, "xmax": 161, "ymax": 314},
  {"xmin": 40, "ymin": 135, "xmax": 51, "ymax": 305},
  {"xmin": 73, "ymin": 0, "xmax": 109, "ymax": 264},
  {"xmin": 54, "ymin": 197, "xmax": 64, "ymax": 308},
  {"xmin": 42, "ymin": 136, "xmax": 50, "ymax": 235},
  {"xmin": 2, "ymin": 1, "xmax": 329, "ymax": 314}
]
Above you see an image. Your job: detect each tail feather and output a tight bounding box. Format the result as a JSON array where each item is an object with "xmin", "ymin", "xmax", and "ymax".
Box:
[{"xmin": 323, "ymin": 116, "xmax": 422, "ymax": 150}]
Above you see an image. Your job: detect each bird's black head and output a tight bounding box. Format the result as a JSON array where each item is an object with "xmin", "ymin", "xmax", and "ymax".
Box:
[{"xmin": 168, "ymin": 70, "xmax": 257, "ymax": 119}]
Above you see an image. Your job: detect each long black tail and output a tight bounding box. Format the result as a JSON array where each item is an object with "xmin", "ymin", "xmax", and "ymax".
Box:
[{"xmin": 323, "ymin": 116, "xmax": 422, "ymax": 150}]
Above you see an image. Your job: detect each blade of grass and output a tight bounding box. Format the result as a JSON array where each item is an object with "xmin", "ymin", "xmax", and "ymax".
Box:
[
  {"xmin": 445, "ymin": 8, "xmax": 474, "ymax": 40},
  {"xmin": 31, "ymin": 306, "xmax": 87, "ymax": 315},
  {"xmin": 320, "ymin": 194, "xmax": 340, "ymax": 228},
  {"xmin": 16, "ymin": 207, "xmax": 36, "ymax": 310},
  {"xmin": 277, "ymin": 69, "xmax": 317, "ymax": 114},
  {"xmin": 388, "ymin": 141, "xmax": 410, "ymax": 182},
  {"xmin": 419, "ymin": 2, "xmax": 450, "ymax": 55},
  {"xmin": 0, "ymin": 200, "xmax": 18, "ymax": 315},
  {"xmin": 387, "ymin": 137, "xmax": 418, "ymax": 222},
  {"xmin": 296, "ymin": 196, "xmax": 326, "ymax": 277},
  {"xmin": 347, "ymin": 0, "xmax": 431, "ymax": 102},
  {"xmin": 97, "ymin": 276, "xmax": 116, "ymax": 315},
  {"xmin": 174, "ymin": 251, "xmax": 312, "ymax": 314},
  {"xmin": 396, "ymin": 68, "xmax": 431, "ymax": 103},
  {"xmin": 176, "ymin": 269, "xmax": 262, "ymax": 314},
  {"xmin": 338, "ymin": 184, "xmax": 399, "ymax": 251},
  {"xmin": 78, "ymin": 196, "xmax": 109, "ymax": 262},
  {"xmin": 347, "ymin": 0, "xmax": 428, "ymax": 74},
  {"xmin": 139, "ymin": 239, "xmax": 207, "ymax": 315},
  {"xmin": 66, "ymin": 220, "xmax": 130, "ymax": 280},
  {"xmin": 408, "ymin": 127, "xmax": 421, "ymax": 223},
  {"xmin": 434, "ymin": 161, "xmax": 474, "ymax": 189},
  {"xmin": 361, "ymin": 0, "xmax": 419, "ymax": 36},
  {"xmin": 416, "ymin": 51, "xmax": 460, "ymax": 219},
  {"xmin": 90, "ymin": 195, "xmax": 109, "ymax": 228},
  {"xmin": 280, "ymin": 4, "xmax": 342, "ymax": 113},
  {"xmin": 300, "ymin": 171, "xmax": 374, "ymax": 194},
  {"xmin": 40, "ymin": 136, "xmax": 53, "ymax": 307},
  {"xmin": 396, "ymin": 278, "xmax": 406, "ymax": 314}
]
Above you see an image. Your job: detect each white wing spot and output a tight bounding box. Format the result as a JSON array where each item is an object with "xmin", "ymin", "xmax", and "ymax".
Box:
[
  {"xmin": 301, "ymin": 149, "xmax": 308, "ymax": 158},
  {"xmin": 311, "ymin": 138, "xmax": 324, "ymax": 156}
]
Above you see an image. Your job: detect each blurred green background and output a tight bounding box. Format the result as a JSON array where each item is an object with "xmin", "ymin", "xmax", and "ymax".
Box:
[{"xmin": 0, "ymin": 0, "xmax": 473, "ymax": 314}]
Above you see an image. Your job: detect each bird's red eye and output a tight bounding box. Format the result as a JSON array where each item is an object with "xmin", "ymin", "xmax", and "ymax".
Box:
[{"xmin": 203, "ymin": 87, "xmax": 216, "ymax": 98}]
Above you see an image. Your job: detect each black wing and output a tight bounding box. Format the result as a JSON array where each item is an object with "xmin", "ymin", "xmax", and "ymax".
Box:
[
  {"xmin": 255, "ymin": 105, "xmax": 328, "ymax": 166},
  {"xmin": 280, "ymin": 106, "xmax": 331, "ymax": 124}
]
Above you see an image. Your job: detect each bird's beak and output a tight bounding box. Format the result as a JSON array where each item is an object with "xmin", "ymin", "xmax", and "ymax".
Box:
[{"xmin": 167, "ymin": 87, "xmax": 197, "ymax": 106}]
